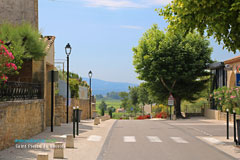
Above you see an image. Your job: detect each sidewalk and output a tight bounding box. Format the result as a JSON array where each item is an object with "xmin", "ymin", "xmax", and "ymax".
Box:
[
  {"xmin": 168, "ymin": 117, "xmax": 240, "ymax": 159},
  {"xmin": 0, "ymin": 119, "xmax": 116, "ymax": 160}
]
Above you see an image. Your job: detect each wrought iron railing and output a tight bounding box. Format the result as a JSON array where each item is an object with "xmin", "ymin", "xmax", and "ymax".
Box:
[{"xmin": 0, "ymin": 81, "xmax": 42, "ymax": 101}]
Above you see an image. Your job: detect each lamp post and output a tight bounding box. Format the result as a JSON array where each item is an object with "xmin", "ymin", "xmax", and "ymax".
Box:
[
  {"xmin": 65, "ymin": 43, "xmax": 71, "ymax": 123},
  {"xmin": 88, "ymin": 70, "xmax": 92, "ymax": 119}
]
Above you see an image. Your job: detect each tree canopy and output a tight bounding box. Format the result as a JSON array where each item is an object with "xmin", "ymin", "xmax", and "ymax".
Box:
[
  {"xmin": 157, "ymin": 0, "xmax": 240, "ymax": 53},
  {"xmin": 133, "ymin": 24, "xmax": 212, "ymax": 117}
]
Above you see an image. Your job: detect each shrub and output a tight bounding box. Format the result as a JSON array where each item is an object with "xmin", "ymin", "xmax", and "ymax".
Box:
[
  {"xmin": 0, "ymin": 41, "xmax": 17, "ymax": 83},
  {"xmin": 154, "ymin": 112, "xmax": 167, "ymax": 119}
]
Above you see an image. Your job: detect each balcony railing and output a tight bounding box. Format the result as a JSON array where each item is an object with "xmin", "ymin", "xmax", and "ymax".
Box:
[{"xmin": 0, "ymin": 81, "xmax": 42, "ymax": 101}]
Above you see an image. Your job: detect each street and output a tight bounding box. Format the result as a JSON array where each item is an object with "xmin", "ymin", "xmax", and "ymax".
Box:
[{"xmin": 98, "ymin": 119, "xmax": 236, "ymax": 160}]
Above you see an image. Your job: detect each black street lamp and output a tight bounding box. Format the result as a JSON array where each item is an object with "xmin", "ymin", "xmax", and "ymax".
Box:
[
  {"xmin": 88, "ymin": 70, "xmax": 92, "ymax": 119},
  {"xmin": 65, "ymin": 43, "xmax": 71, "ymax": 123}
]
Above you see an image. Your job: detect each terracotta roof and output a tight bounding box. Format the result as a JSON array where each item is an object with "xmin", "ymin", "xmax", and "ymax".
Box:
[
  {"xmin": 43, "ymin": 36, "xmax": 55, "ymax": 49},
  {"xmin": 224, "ymin": 55, "xmax": 240, "ymax": 64}
]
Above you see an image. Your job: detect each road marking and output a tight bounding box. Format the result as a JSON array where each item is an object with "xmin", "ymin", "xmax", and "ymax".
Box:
[
  {"xmin": 87, "ymin": 135, "xmax": 102, "ymax": 142},
  {"xmin": 123, "ymin": 136, "xmax": 136, "ymax": 142},
  {"xmin": 170, "ymin": 137, "xmax": 189, "ymax": 143},
  {"xmin": 146, "ymin": 136, "xmax": 162, "ymax": 142},
  {"xmin": 203, "ymin": 137, "xmax": 225, "ymax": 145},
  {"xmin": 168, "ymin": 123, "xmax": 226, "ymax": 126}
]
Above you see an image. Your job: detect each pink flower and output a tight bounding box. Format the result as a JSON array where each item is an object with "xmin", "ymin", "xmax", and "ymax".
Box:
[
  {"xmin": 8, "ymin": 52, "xmax": 14, "ymax": 59},
  {"xmin": 219, "ymin": 98, "xmax": 221, "ymax": 100},
  {"xmin": 5, "ymin": 63, "xmax": 10, "ymax": 68},
  {"xmin": 231, "ymin": 96, "xmax": 236, "ymax": 99},
  {"xmin": 1, "ymin": 74, "xmax": 8, "ymax": 81},
  {"xmin": 10, "ymin": 63, "xmax": 17, "ymax": 70}
]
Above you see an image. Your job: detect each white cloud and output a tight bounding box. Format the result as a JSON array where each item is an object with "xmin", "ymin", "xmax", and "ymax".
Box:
[
  {"xmin": 82, "ymin": 0, "xmax": 146, "ymax": 9},
  {"xmin": 144, "ymin": 0, "xmax": 172, "ymax": 6},
  {"xmin": 120, "ymin": 25, "xmax": 143, "ymax": 30},
  {"xmin": 81, "ymin": 0, "xmax": 171, "ymax": 9}
]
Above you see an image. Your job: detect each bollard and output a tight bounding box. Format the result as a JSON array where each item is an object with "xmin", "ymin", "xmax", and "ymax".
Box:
[
  {"xmin": 94, "ymin": 117, "xmax": 100, "ymax": 125},
  {"xmin": 76, "ymin": 106, "xmax": 79, "ymax": 136},
  {"xmin": 37, "ymin": 153, "xmax": 48, "ymax": 160},
  {"xmin": 53, "ymin": 142, "xmax": 64, "ymax": 159},
  {"xmin": 170, "ymin": 106, "xmax": 172, "ymax": 120},
  {"xmin": 237, "ymin": 119, "xmax": 240, "ymax": 145},
  {"xmin": 227, "ymin": 109, "xmax": 229, "ymax": 139},
  {"xmin": 66, "ymin": 134, "xmax": 74, "ymax": 148},
  {"xmin": 233, "ymin": 110, "xmax": 237, "ymax": 144},
  {"xmin": 73, "ymin": 107, "xmax": 76, "ymax": 138}
]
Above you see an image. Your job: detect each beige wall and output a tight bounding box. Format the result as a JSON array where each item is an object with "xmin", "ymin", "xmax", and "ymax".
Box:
[
  {"xmin": 0, "ymin": 0, "xmax": 38, "ymax": 29},
  {"xmin": 0, "ymin": 100, "xmax": 44, "ymax": 150},
  {"xmin": 225, "ymin": 62, "xmax": 240, "ymax": 88},
  {"xmin": 55, "ymin": 96, "xmax": 96, "ymax": 124},
  {"xmin": 204, "ymin": 108, "xmax": 240, "ymax": 123}
]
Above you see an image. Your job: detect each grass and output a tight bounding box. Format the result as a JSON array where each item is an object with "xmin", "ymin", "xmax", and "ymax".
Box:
[{"xmin": 95, "ymin": 98, "xmax": 121, "ymax": 113}]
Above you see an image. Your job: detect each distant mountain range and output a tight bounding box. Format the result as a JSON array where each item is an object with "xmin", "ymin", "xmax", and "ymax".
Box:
[{"xmin": 82, "ymin": 78, "xmax": 138, "ymax": 95}]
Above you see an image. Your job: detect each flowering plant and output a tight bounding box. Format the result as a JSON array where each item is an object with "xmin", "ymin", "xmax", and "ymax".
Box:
[
  {"xmin": 154, "ymin": 112, "xmax": 167, "ymax": 119},
  {"xmin": 137, "ymin": 115, "xmax": 151, "ymax": 120},
  {"xmin": 213, "ymin": 86, "xmax": 240, "ymax": 112},
  {"xmin": 0, "ymin": 40, "xmax": 17, "ymax": 83}
]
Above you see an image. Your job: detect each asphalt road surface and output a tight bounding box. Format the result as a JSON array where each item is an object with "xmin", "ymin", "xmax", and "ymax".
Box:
[{"xmin": 98, "ymin": 118, "xmax": 236, "ymax": 160}]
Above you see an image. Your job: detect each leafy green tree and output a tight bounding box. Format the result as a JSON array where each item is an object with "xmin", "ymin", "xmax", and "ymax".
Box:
[
  {"xmin": 133, "ymin": 24, "xmax": 212, "ymax": 118},
  {"xmin": 158, "ymin": 0, "xmax": 240, "ymax": 53},
  {"xmin": 138, "ymin": 83, "xmax": 149, "ymax": 115},
  {"xmin": 129, "ymin": 86, "xmax": 139, "ymax": 116},
  {"xmin": 99, "ymin": 100, "xmax": 107, "ymax": 116},
  {"xmin": 107, "ymin": 92, "xmax": 121, "ymax": 99},
  {"xmin": 119, "ymin": 92, "xmax": 130, "ymax": 111},
  {"xmin": 96, "ymin": 94, "xmax": 104, "ymax": 99}
]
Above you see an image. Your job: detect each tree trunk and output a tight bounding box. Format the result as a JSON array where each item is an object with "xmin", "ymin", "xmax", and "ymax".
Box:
[{"xmin": 174, "ymin": 96, "xmax": 184, "ymax": 118}]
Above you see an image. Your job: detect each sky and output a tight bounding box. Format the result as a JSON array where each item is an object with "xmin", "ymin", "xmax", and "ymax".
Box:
[{"xmin": 39, "ymin": 0, "xmax": 239, "ymax": 84}]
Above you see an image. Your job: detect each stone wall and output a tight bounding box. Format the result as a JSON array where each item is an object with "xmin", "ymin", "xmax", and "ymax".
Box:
[
  {"xmin": 0, "ymin": 0, "xmax": 38, "ymax": 29},
  {"xmin": 0, "ymin": 100, "xmax": 44, "ymax": 150},
  {"xmin": 204, "ymin": 108, "xmax": 240, "ymax": 123},
  {"xmin": 55, "ymin": 96, "xmax": 96, "ymax": 124}
]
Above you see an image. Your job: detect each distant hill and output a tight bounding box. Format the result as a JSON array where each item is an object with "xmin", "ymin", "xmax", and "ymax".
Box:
[{"xmin": 82, "ymin": 78, "xmax": 138, "ymax": 95}]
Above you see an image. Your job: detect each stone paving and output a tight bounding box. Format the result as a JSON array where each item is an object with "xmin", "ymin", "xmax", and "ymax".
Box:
[{"xmin": 0, "ymin": 119, "xmax": 116, "ymax": 160}]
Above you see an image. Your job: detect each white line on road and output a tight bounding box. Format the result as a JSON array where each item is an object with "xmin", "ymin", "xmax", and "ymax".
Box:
[
  {"xmin": 203, "ymin": 137, "xmax": 225, "ymax": 145},
  {"xmin": 87, "ymin": 135, "xmax": 102, "ymax": 142},
  {"xmin": 146, "ymin": 136, "xmax": 162, "ymax": 143},
  {"xmin": 123, "ymin": 136, "xmax": 136, "ymax": 142},
  {"xmin": 170, "ymin": 137, "xmax": 189, "ymax": 143}
]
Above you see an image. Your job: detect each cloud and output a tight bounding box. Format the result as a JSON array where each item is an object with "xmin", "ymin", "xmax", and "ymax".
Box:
[
  {"xmin": 82, "ymin": 0, "xmax": 146, "ymax": 9},
  {"xmin": 144, "ymin": 0, "xmax": 172, "ymax": 6},
  {"xmin": 120, "ymin": 25, "xmax": 143, "ymax": 30},
  {"xmin": 81, "ymin": 0, "xmax": 171, "ymax": 9}
]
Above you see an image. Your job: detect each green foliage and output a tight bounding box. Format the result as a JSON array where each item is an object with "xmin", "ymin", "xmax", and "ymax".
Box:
[
  {"xmin": 158, "ymin": 0, "xmax": 240, "ymax": 53},
  {"xmin": 213, "ymin": 87, "xmax": 240, "ymax": 113},
  {"xmin": 119, "ymin": 92, "xmax": 130, "ymax": 110},
  {"xmin": 69, "ymin": 78, "xmax": 80, "ymax": 98},
  {"xmin": 129, "ymin": 86, "xmax": 139, "ymax": 114},
  {"xmin": 133, "ymin": 24, "xmax": 212, "ymax": 117},
  {"xmin": 0, "ymin": 23, "xmax": 46, "ymax": 68},
  {"xmin": 138, "ymin": 83, "xmax": 150, "ymax": 106},
  {"xmin": 96, "ymin": 94, "xmax": 104, "ymax": 99},
  {"xmin": 99, "ymin": 100, "xmax": 107, "ymax": 116},
  {"xmin": 107, "ymin": 92, "xmax": 121, "ymax": 99}
]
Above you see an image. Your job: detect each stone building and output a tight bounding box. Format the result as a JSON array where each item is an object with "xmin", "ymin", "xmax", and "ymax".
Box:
[
  {"xmin": 0, "ymin": 0, "xmax": 38, "ymax": 29},
  {"xmin": 224, "ymin": 56, "xmax": 240, "ymax": 88}
]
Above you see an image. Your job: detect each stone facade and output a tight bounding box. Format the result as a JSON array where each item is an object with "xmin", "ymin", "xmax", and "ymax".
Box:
[
  {"xmin": 0, "ymin": 0, "xmax": 38, "ymax": 29},
  {"xmin": 224, "ymin": 56, "xmax": 240, "ymax": 88},
  {"xmin": 55, "ymin": 96, "xmax": 96, "ymax": 124},
  {"xmin": 0, "ymin": 100, "xmax": 44, "ymax": 150},
  {"xmin": 204, "ymin": 107, "xmax": 240, "ymax": 123}
]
